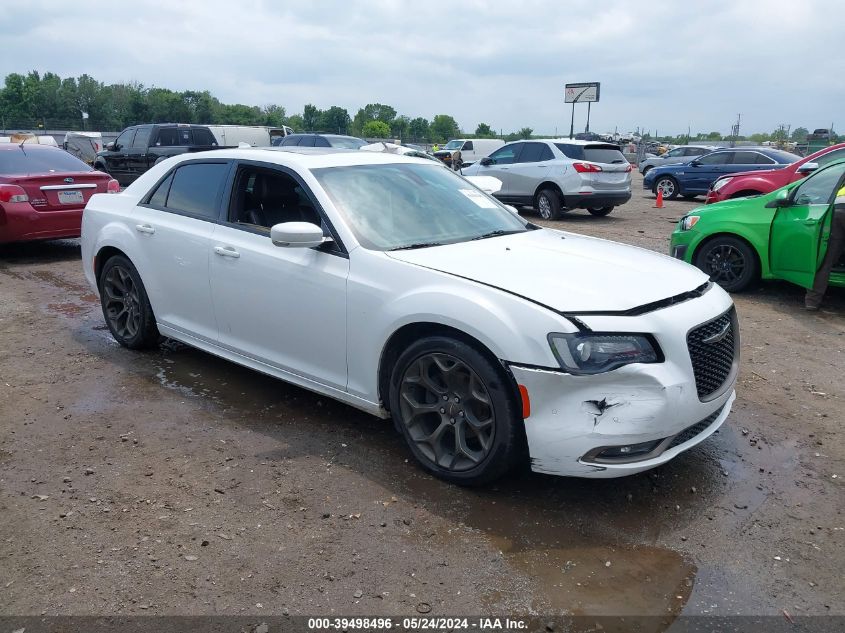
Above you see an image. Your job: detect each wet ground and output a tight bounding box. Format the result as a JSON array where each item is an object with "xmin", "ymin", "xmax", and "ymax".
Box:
[{"xmin": 1, "ymin": 174, "xmax": 843, "ymax": 626}]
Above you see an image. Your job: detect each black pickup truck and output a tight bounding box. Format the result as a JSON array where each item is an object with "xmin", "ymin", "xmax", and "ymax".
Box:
[{"xmin": 94, "ymin": 123, "xmax": 225, "ymax": 185}]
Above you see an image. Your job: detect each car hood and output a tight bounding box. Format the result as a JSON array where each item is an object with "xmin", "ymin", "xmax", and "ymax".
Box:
[{"xmin": 385, "ymin": 229, "xmax": 709, "ymax": 313}]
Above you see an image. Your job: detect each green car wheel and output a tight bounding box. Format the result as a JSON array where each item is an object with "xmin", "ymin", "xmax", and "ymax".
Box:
[{"xmin": 694, "ymin": 236, "xmax": 759, "ymax": 292}]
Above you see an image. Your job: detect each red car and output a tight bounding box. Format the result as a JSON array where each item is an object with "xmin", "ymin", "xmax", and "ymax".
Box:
[
  {"xmin": 705, "ymin": 142, "xmax": 845, "ymax": 204},
  {"xmin": 1, "ymin": 143, "xmax": 118, "ymax": 243}
]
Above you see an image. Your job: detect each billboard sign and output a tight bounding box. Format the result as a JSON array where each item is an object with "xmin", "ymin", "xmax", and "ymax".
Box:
[{"xmin": 565, "ymin": 82, "xmax": 600, "ymax": 103}]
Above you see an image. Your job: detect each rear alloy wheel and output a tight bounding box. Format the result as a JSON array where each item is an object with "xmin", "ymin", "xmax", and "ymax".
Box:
[
  {"xmin": 654, "ymin": 176, "xmax": 680, "ymax": 200},
  {"xmin": 536, "ymin": 189, "xmax": 564, "ymax": 220},
  {"xmin": 99, "ymin": 255, "xmax": 160, "ymax": 349},
  {"xmin": 389, "ymin": 336, "xmax": 524, "ymax": 485},
  {"xmin": 694, "ymin": 236, "xmax": 759, "ymax": 292},
  {"xmin": 587, "ymin": 206, "xmax": 614, "ymax": 216}
]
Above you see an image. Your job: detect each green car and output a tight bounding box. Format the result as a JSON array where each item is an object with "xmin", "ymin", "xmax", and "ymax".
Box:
[{"xmin": 670, "ymin": 159, "xmax": 845, "ymax": 292}]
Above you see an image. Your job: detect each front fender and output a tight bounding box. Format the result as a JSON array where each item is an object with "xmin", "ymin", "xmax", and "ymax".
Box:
[
  {"xmin": 345, "ymin": 250, "xmax": 574, "ymax": 403},
  {"xmin": 686, "ymin": 220, "xmax": 772, "ymax": 277}
]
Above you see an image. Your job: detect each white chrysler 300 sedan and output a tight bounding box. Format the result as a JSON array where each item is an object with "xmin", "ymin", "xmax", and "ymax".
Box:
[{"xmin": 81, "ymin": 147, "xmax": 738, "ymax": 485}]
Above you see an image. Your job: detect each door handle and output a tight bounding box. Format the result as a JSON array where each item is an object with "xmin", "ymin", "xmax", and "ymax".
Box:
[
  {"xmin": 213, "ymin": 245, "xmax": 240, "ymax": 258},
  {"xmin": 135, "ymin": 224, "xmax": 155, "ymax": 234}
]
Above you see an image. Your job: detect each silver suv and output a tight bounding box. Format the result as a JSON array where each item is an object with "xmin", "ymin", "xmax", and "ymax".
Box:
[{"xmin": 461, "ymin": 139, "xmax": 632, "ymax": 219}]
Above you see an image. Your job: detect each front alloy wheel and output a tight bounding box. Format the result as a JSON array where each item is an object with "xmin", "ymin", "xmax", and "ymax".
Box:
[
  {"xmin": 655, "ymin": 176, "xmax": 679, "ymax": 200},
  {"xmin": 389, "ymin": 337, "xmax": 524, "ymax": 485}
]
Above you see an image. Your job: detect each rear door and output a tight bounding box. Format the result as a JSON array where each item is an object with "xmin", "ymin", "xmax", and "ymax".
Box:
[
  {"xmin": 472, "ymin": 143, "xmax": 524, "ymax": 197},
  {"xmin": 769, "ymin": 161, "xmax": 845, "ymax": 288},
  {"xmin": 686, "ymin": 150, "xmax": 733, "ymax": 192},
  {"xmin": 130, "ymin": 160, "xmax": 231, "ymax": 343},
  {"xmin": 508, "ymin": 142, "xmax": 554, "ymax": 197}
]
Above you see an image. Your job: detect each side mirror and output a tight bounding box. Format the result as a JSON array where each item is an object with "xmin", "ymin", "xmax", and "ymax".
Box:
[
  {"xmin": 505, "ymin": 204, "xmax": 520, "ymax": 215},
  {"xmin": 797, "ymin": 161, "xmax": 819, "ymax": 174},
  {"xmin": 689, "ymin": 160, "xmax": 701, "ymax": 167},
  {"xmin": 270, "ymin": 222, "xmax": 331, "ymax": 248},
  {"xmin": 764, "ymin": 189, "xmax": 790, "ymax": 208},
  {"xmin": 480, "ymin": 157, "xmax": 493, "ymax": 166},
  {"xmin": 106, "ymin": 142, "xmax": 116, "ymax": 151}
]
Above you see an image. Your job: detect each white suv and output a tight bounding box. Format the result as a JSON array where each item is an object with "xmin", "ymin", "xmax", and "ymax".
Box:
[{"xmin": 462, "ymin": 139, "xmax": 632, "ymax": 219}]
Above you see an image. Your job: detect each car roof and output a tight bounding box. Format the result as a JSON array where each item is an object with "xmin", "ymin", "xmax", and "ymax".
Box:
[
  {"xmin": 175, "ymin": 146, "xmax": 437, "ymax": 169},
  {"xmin": 506, "ymin": 138, "xmax": 620, "ymax": 146}
]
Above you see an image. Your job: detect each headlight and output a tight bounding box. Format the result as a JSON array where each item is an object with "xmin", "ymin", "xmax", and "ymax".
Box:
[
  {"xmin": 548, "ymin": 333, "xmax": 662, "ymax": 374},
  {"xmin": 711, "ymin": 177, "xmax": 732, "ymax": 192},
  {"xmin": 680, "ymin": 215, "xmax": 700, "ymax": 231}
]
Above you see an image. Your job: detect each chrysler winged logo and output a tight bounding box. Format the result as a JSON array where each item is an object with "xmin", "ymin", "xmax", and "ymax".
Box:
[
  {"xmin": 64, "ymin": 177, "xmax": 74, "ymax": 183},
  {"xmin": 702, "ymin": 321, "xmax": 731, "ymax": 345}
]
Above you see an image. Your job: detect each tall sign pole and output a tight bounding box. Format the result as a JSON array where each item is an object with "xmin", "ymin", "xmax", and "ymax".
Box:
[{"xmin": 565, "ymin": 82, "xmax": 600, "ymax": 139}]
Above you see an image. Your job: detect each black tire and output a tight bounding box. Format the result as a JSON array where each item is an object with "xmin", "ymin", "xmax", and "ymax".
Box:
[
  {"xmin": 388, "ymin": 336, "xmax": 525, "ymax": 485},
  {"xmin": 694, "ymin": 236, "xmax": 759, "ymax": 292},
  {"xmin": 654, "ymin": 176, "xmax": 680, "ymax": 200},
  {"xmin": 98, "ymin": 255, "xmax": 160, "ymax": 349},
  {"xmin": 587, "ymin": 206, "xmax": 614, "ymax": 216},
  {"xmin": 535, "ymin": 188, "xmax": 564, "ymax": 220}
]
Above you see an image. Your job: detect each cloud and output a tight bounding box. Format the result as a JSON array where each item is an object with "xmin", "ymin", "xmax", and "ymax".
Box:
[{"xmin": 1, "ymin": 0, "xmax": 843, "ymax": 135}]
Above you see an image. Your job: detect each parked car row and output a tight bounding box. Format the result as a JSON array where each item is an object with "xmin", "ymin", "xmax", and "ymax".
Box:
[{"xmin": 643, "ymin": 147, "xmax": 802, "ymax": 200}]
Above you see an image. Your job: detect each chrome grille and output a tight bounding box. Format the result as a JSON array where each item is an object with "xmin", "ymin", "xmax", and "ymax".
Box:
[{"xmin": 687, "ymin": 308, "xmax": 738, "ymax": 400}]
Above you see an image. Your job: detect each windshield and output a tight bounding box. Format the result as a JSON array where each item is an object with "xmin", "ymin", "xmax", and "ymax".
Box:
[
  {"xmin": 443, "ymin": 140, "xmax": 462, "ymax": 150},
  {"xmin": 0, "ymin": 147, "xmax": 93, "ymax": 175},
  {"xmin": 312, "ymin": 162, "xmax": 529, "ymax": 251}
]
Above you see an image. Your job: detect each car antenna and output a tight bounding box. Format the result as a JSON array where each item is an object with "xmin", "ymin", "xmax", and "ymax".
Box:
[{"xmin": 18, "ymin": 139, "xmax": 27, "ymax": 155}]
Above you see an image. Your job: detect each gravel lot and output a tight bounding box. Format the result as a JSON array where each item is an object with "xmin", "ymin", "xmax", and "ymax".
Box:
[{"xmin": 1, "ymin": 173, "xmax": 843, "ymax": 626}]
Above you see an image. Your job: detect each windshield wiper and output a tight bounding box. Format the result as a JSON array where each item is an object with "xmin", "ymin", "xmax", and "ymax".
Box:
[
  {"xmin": 470, "ymin": 229, "xmax": 523, "ymax": 241},
  {"xmin": 390, "ymin": 241, "xmax": 445, "ymax": 251}
]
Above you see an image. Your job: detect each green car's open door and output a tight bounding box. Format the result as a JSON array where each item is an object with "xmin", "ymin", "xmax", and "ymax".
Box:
[{"xmin": 769, "ymin": 162, "xmax": 845, "ymax": 289}]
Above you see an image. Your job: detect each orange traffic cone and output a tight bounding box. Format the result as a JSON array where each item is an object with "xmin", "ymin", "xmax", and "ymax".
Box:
[{"xmin": 654, "ymin": 188, "xmax": 664, "ymax": 208}]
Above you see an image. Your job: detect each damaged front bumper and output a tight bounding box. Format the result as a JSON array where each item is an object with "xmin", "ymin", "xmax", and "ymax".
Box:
[{"xmin": 509, "ymin": 284, "xmax": 737, "ymax": 478}]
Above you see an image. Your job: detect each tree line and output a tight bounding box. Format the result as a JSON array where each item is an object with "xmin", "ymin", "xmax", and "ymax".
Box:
[{"xmin": 0, "ymin": 70, "xmax": 537, "ymax": 143}]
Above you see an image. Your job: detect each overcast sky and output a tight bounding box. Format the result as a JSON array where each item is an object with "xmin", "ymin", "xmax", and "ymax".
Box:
[{"xmin": 3, "ymin": 0, "xmax": 843, "ymax": 135}]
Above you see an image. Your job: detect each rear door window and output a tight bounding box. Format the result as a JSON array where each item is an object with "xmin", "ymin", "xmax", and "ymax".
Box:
[
  {"xmin": 516, "ymin": 142, "xmax": 552, "ymax": 163},
  {"xmin": 281, "ymin": 135, "xmax": 302, "ymax": 146},
  {"xmin": 583, "ymin": 145, "xmax": 627, "ymax": 164},
  {"xmin": 159, "ymin": 162, "xmax": 229, "ymax": 220},
  {"xmin": 696, "ymin": 152, "xmax": 732, "ymax": 165},
  {"xmin": 314, "ymin": 136, "xmax": 331, "ymax": 147},
  {"xmin": 299, "ymin": 136, "xmax": 317, "ymax": 147},
  {"xmin": 178, "ymin": 128, "xmax": 194, "ymax": 145},
  {"xmin": 155, "ymin": 128, "xmax": 179, "ymax": 146},
  {"xmin": 732, "ymin": 151, "xmax": 763, "ymax": 164}
]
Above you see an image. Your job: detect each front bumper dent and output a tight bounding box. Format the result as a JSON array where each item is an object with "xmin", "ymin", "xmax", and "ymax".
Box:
[{"xmin": 511, "ymin": 363, "xmax": 734, "ymax": 478}]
